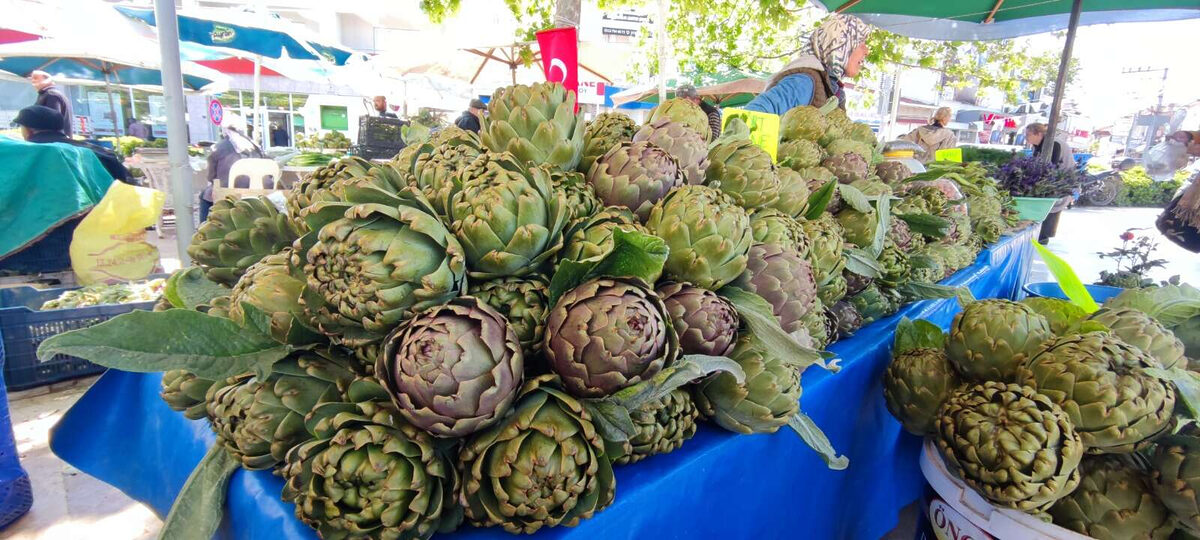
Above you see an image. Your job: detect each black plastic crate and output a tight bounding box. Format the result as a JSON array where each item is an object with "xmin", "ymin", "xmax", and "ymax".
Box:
[
  {"xmin": 0, "ymin": 215, "xmax": 84, "ymax": 274},
  {"xmin": 0, "ymin": 285, "xmax": 155, "ymax": 391},
  {"xmin": 357, "ymin": 116, "xmax": 407, "ymax": 148},
  {"xmin": 352, "ymin": 144, "xmax": 404, "ymax": 161}
]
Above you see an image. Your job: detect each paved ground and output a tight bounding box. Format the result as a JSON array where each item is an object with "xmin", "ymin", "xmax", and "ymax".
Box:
[{"xmin": 4, "ymin": 207, "xmax": 1196, "ymax": 539}]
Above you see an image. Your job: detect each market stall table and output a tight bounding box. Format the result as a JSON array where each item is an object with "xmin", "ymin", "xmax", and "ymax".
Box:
[{"xmin": 49, "ymin": 226, "xmax": 1037, "ymax": 540}]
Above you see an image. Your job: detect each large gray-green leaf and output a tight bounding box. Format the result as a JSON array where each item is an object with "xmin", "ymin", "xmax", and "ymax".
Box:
[
  {"xmin": 837, "ymin": 183, "xmax": 872, "ymax": 214},
  {"xmin": 897, "ymin": 213, "xmax": 950, "ymax": 239},
  {"xmin": 893, "ymin": 317, "xmax": 946, "ymax": 355},
  {"xmin": 788, "ymin": 411, "xmax": 848, "ymax": 470},
  {"xmin": 157, "ymin": 445, "xmax": 239, "ymax": 540},
  {"xmin": 844, "ymin": 247, "xmax": 882, "ymax": 279},
  {"xmin": 165, "ymin": 267, "xmax": 229, "ymax": 310},
  {"xmin": 897, "ymin": 282, "xmax": 974, "ymax": 305},
  {"xmin": 870, "ymin": 196, "xmax": 891, "ymax": 259},
  {"xmin": 548, "ymin": 228, "xmax": 668, "ymax": 305},
  {"xmin": 803, "ymin": 180, "xmax": 837, "ymax": 220},
  {"xmin": 719, "ymin": 287, "xmax": 838, "ymax": 374},
  {"xmin": 1102, "ymin": 284, "xmax": 1200, "ymax": 327},
  {"xmin": 1147, "ymin": 367, "xmax": 1200, "ymax": 421},
  {"xmin": 37, "ymin": 309, "xmax": 288, "ymax": 380}
]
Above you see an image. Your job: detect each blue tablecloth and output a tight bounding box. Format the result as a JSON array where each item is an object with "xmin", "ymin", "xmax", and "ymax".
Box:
[{"xmin": 49, "ymin": 227, "xmax": 1037, "ymax": 540}]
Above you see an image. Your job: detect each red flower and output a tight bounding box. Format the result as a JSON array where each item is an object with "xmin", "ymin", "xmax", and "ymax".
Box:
[{"xmin": 1120, "ymin": 231, "xmax": 1135, "ymax": 241}]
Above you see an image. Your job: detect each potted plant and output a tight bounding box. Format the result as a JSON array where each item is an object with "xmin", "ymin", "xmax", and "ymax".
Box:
[
  {"xmin": 1095, "ymin": 228, "xmax": 1176, "ymax": 288},
  {"xmin": 993, "ymin": 156, "xmax": 1080, "ymax": 243}
]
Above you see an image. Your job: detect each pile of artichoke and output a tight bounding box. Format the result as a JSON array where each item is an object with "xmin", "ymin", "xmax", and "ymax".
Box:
[{"xmin": 883, "ymin": 297, "xmax": 1200, "ymax": 537}]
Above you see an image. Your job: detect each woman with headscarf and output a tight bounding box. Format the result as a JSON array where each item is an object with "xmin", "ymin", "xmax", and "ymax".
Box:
[
  {"xmin": 743, "ymin": 14, "xmax": 873, "ymax": 114},
  {"xmin": 201, "ymin": 114, "xmax": 264, "ymax": 222},
  {"xmin": 901, "ymin": 107, "xmax": 957, "ymax": 162}
]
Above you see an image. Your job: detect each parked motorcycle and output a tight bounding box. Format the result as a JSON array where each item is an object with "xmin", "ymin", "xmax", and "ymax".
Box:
[{"xmin": 1075, "ymin": 158, "xmax": 1134, "ymax": 207}]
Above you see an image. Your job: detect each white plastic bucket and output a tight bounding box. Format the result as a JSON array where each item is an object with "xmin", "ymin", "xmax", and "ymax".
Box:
[{"xmin": 919, "ymin": 440, "xmax": 1091, "ymax": 540}]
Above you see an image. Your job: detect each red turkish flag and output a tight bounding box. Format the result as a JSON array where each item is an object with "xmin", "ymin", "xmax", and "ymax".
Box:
[{"xmin": 536, "ymin": 27, "xmax": 579, "ymax": 110}]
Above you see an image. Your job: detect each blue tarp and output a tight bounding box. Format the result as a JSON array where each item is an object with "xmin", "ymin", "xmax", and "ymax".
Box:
[{"xmin": 49, "ymin": 227, "xmax": 1037, "ymax": 540}]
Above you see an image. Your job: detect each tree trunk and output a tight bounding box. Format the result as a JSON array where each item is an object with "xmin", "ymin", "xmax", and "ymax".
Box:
[{"xmin": 553, "ymin": 0, "xmax": 580, "ymax": 27}]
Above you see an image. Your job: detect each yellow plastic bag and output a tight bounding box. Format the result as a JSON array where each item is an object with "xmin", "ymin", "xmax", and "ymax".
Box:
[{"xmin": 70, "ymin": 182, "xmax": 165, "ymax": 285}]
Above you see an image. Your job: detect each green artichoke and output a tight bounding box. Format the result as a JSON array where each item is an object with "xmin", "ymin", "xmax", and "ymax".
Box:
[
  {"xmin": 286, "ymin": 156, "xmax": 376, "ymax": 232},
  {"xmin": 656, "ymin": 281, "xmax": 740, "ymax": 357},
  {"xmin": 693, "ymin": 334, "xmax": 800, "ymax": 434},
  {"xmin": 749, "ymin": 209, "xmax": 809, "ymax": 257},
  {"xmin": 877, "ymin": 244, "xmax": 911, "ymax": 287},
  {"xmin": 835, "ymin": 208, "xmax": 878, "ymax": 249},
  {"xmin": 1089, "ymin": 308, "xmax": 1186, "ymax": 369},
  {"xmin": 821, "ymin": 153, "xmax": 869, "ymax": 184},
  {"xmin": 821, "ymin": 109, "xmax": 853, "ymax": 146},
  {"xmin": 160, "ymin": 369, "xmax": 214, "ymax": 420},
  {"xmin": 558, "ymin": 206, "xmax": 653, "ymax": 272},
  {"xmin": 586, "ymin": 141, "xmax": 685, "ymax": 220},
  {"xmin": 973, "ymin": 216, "xmax": 1004, "ymax": 245},
  {"xmin": 705, "ymin": 139, "xmax": 781, "ymax": 209},
  {"xmin": 450, "ymin": 152, "xmax": 568, "ymax": 277},
  {"xmin": 800, "ymin": 213, "xmax": 847, "ymax": 285},
  {"xmin": 1151, "ymin": 423, "xmax": 1200, "ymax": 534},
  {"xmin": 1022, "ymin": 297, "xmax": 1088, "ymax": 335},
  {"xmin": 389, "ymin": 140, "xmax": 434, "ymax": 189},
  {"xmin": 874, "ymin": 161, "xmax": 911, "ymax": 186},
  {"xmin": 481, "ymin": 82, "xmax": 584, "ymax": 171},
  {"xmin": 946, "ymin": 299, "xmax": 1054, "ymax": 382},
  {"xmin": 896, "ymin": 185, "xmax": 950, "ymax": 216},
  {"xmin": 1016, "ymin": 333, "xmax": 1176, "ymax": 454},
  {"xmin": 221, "ymin": 249, "xmax": 320, "ymax": 345},
  {"xmin": 580, "ymin": 112, "xmax": 638, "ymax": 174},
  {"xmin": 378, "ymin": 297, "xmax": 523, "ymax": 438},
  {"xmin": 771, "ymin": 167, "xmax": 811, "ymax": 218},
  {"xmin": 731, "ymin": 244, "xmax": 818, "ymax": 335},
  {"xmin": 883, "ymin": 348, "xmax": 962, "ymax": 436},
  {"xmin": 554, "ymin": 170, "xmax": 602, "ymax": 226},
  {"xmin": 800, "ymin": 304, "xmax": 833, "ymax": 350},
  {"xmin": 303, "ymin": 189, "xmax": 467, "ymax": 346},
  {"xmin": 648, "ymin": 98, "xmax": 711, "ymax": 142},
  {"xmin": 282, "ymin": 386, "xmax": 461, "ymax": 539},
  {"xmin": 887, "ymin": 218, "xmax": 921, "ymax": 252},
  {"xmin": 844, "ymin": 269, "xmax": 873, "ymax": 297},
  {"xmin": 543, "ymin": 277, "xmax": 679, "ymax": 398},
  {"xmin": 188, "ymin": 195, "xmax": 300, "ymax": 286},
  {"xmin": 413, "ymin": 127, "xmax": 484, "ymax": 217},
  {"xmin": 469, "ymin": 276, "xmax": 551, "ymax": 354},
  {"xmin": 459, "ymin": 375, "xmax": 615, "ymax": 533},
  {"xmin": 633, "ymin": 118, "xmax": 709, "ymax": 184},
  {"xmin": 610, "ymin": 388, "xmax": 699, "ymax": 465},
  {"xmin": 967, "ymin": 194, "xmax": 1003, "ymax": 223},
  {"xmin": 824, "ymin": 139, "xmax": 872, "ymax": 163},
  {"xmin": 1050, "ymin": 455, "xmax": 1177, "ymax": 540},
  {"xmin": 645, "ymin": 185, "xmax": 753, "ymax": 290},
  {"xmin": 849, "ymin": 284, "xmax": 901, "ymax": 325},
  {"xmin": 850, "ymin": 179, "xmax": 893, "ymax": 198},
  {"xmin": 778, "ymin": 139, "xmax": 825, "ymax": 170},
  {"xmin": 780, "ymin": 105, "xmax": 827, "ymax": 142},
  {"xmin": 818, "ymin": 273, "xmax": 848, "ymax": 307},
  {"xmin": 934, "ymin": 382, "xmax": 1084, "ymax": 512},
  {"xmin": 847, "ymin": 124, "xmax": 877, "ymax": 147}
]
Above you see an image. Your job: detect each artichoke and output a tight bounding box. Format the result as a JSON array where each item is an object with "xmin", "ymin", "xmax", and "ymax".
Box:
[
  {"xmin": 1022, "ymin": 297, "xmax": 1088, "ymax": 336},
  {"xmin": 887, "ymin": 218, "xmax": 921, "ymax": 252},
  {"xmin": 543, "ymin": 277, "xmax": 678, "ymax": 398},
  {"xmin": 413, "ymin": 128, "xmax": 485, "ymax": 217},
  {"xmin": 749, "ymin": 209, "xmax": 809, "ymax": 257},
  {"xmin": 846, "ymin": 123, "xmax": 877, "ymax": 147},
  {"xmin": 874, "ymin": 161, "xmax": 911, "ymax": 186},
  {"xmin": 877, "ymin": 244, "xmax": 911, "ymax": 287},
  {"xmin": 580, "ymin": 112, "xmax": 638, "ymax": 174},
  {"xmin": 800, "ymin": 305, "xmax": 833, "ymax": 350},
  {"xmin": 705, "ymin": 139, "xmax": 780, "ymax": 209},
  {"xmin": 481, "ymin": 82, "xmax": 584, "ymax": 171},
  {"xmin": 973, "ymin": 216, "xmax": 1004, "ymax": 245},
  {"xmin": 610, "ymin": 388, "xmax": 699, "ymax": 465},
  {"xmin": 850, "ymin": 179, "xmax": 893, "ymax": 198},
  {"xmin": 450, "ymin": 152, "xmax": 568, "ymax": 277},
  {"xmin": 554, "ymin": 171, "xmax": 602, "ymax": 226},
  {"xmin": 829, "ymin": 300, "xmax": 863, "ymax": 338},
  {"xmin": 849, "ymin": 284, "xmax": 901, "ymax": 325},
  {"xmin": 188, "ymin": 195, "xmax": 300, "ymax": 286},
  {"xmin": 821, "ymin": 152, "xmax": 869, "ymax": 184},
  {"xmin": 835, "ymin": 208, "xmax": 878, "ymax": 249},
  {"xmin": 897, "ymin": 185, "xmax": 950, "ymax": 216},
  {"xmin": 946, "ymin": 299, "xmax": 1054, "ymax": 382},
  {"xmin": 645, "ymin": 185, "xmax": 753, "ymax": 290},
  {"xmin": 799, "ymin": 213, "xmax": 846, "ymax": 285},
  {"xmin": 818, "ymin": 273, "xmax": 848, "ymax": 307},
  {"xmin": 656, "ymin": 281, "xmax": 739, "ymax": 357},
  {"xmin": 558, "ymin": 206, "xmax": 652, "ymax": 270},
  {"xmin": 459, "ymin": 375, "xmax": 615, "ymax": 533},
  {"xmin": 160, "ymin": 369, "xmax": 214, "ymax": 420},
  {"xmin": 221, "ymin": 249, "xmax": 319, "ymax": 345},
  {"xmin": 844, "ymin": 269, "xmax": 873, "ymax": 297},
  {"xmin": 1050, "ymin": 455, "xmax": 1177, "ymax": 540},
  {"xmin": 771, "ymin": 167, "xmax": 811, "ymax": 218},
  {"xmin": 694, "ymin": 334, "xmax": 800, "ymax": 434},
  {"xmin": 587, "ymin": 141, "xmax": 685, "ymax": 220},
  {"xmin": 1089, "ymin": 308, "xmax": 1186, "ymax": 369},
  {"xmin": 824, "ymin": 139, "xmax": 872, "ymax": 163},
  {"xmin": 303, "ymin": 189, "xmax": 467, "ymax": 346},
  {"xmin": 1151, "ymin": 423, "xmax": 1200, "ymax": 534},
  {"xmin": 967, "ymin": 194, "xmax": 1003, "ymax": 223},
  {"xmin": 377, "ymin": 297, "xmax": 523, "ymax": 438},
  {"xmin": 778, "ymin": 139, "xmax": 825, "ymax": 171},
  {"xmin": 633, "ymin": 118, "xmax": 709, "ymax": 185},
  {"xmin": 883, "ymin": 348, "xmax": 962, "ymax": 436},
  {"xmin": 286, "ymin": 157, "xmax": 376, "ymax": 232},
  {"xmin": 1016, "ymin": 333, "xmax": 1176, "ymax": 453},
  {"xmin": 934, "ymin": 382, "xmax": 1084, "ymax": 512},
  {"xmin": 281, "ymin": 386, "xmax": 461, "ymax": 539},
  {"xmin": 648, "ymin": 98, "xmax": 711, "ymax": 142},
  {"xmin": 780, "ymin": 105, "xmax": 827, "ymax": 142},
  {"xmin": 799, "ymin": 167, "xmax": 839, "ymax": 209},
  {"xmin": 469, "ymin": 276, "xmax": 550, "ymax": 354},
  {"xmin": 731, "ymin": 244, "xmax": 818, "ymax": 335}
]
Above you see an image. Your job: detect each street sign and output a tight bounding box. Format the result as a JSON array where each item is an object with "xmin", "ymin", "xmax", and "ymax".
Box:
[
  {"xmin": 208, "ymin": 99, "xmax": 224, "ymax": 126},
  {"xmin": 721, "ymin": 108, "xmax": 781, "ymax": 160}
]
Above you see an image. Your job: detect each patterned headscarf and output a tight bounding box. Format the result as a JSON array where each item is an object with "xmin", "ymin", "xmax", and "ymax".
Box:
[{"xmin": 807, "ymin": 14, "xmax": 872, "ymax": 80}]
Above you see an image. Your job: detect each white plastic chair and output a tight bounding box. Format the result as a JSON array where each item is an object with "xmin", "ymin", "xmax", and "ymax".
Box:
[{"xmin": 214, "ymin": 158, "xmax": 283, "ymax": 201}]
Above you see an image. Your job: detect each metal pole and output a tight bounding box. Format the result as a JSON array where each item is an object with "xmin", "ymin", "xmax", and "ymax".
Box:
[
  {"xmin": 1040, "ymin": 0, "xmax": 1081, "ymax": 162},
  {"xmin": 656, "ymin": 0, "xmax": 667, "ymax": 102},
  {"xmin": 153, "ymin": 0, "xmax": 195, "ymax": 266},
  {"xmin": 253, "ymin": 54, "xmax": 264, "ymax": 147},
  {"xmin": 1145, "ymin": 68, "xmax": 1168, "ymax": 153},
  {"xmin": 102, "ymin": 69, "xmax": 120, "ymax": 136}
]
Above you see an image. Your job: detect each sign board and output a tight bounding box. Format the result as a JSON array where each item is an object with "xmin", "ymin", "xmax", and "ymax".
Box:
[
  {"xmin": 320, "ymin": 105, "xmax": 349, "ymax": 131},
  {"xmin": 721, "ymin": 108, "xmax": 780, "ymax": 160},
  {"xmin": 578, "ymin": 81, "xmax": 607, "ymax": 106},
  {"xmin": 86, "ymin": 91, "xmax": 123, "ymax": 136},
  {"xmin": 579, "ymin": 2, "xmax": 652, "ymax": 43},
  {"xmin": 927, "ymin": 498, "xmax": 990, "ymax": 540},
  {"xmin": 208, "ymin": 98, "xmax": 224, "ymax": 126},
  {"xmin": 934, "ymin": 148, "xmax": 963, "ymax": 163}
]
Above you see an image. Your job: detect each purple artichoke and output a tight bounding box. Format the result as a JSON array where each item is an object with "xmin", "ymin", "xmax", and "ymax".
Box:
[{"xmin": 656, "ymin": 281, "xmax": 740, "ymax": 357}]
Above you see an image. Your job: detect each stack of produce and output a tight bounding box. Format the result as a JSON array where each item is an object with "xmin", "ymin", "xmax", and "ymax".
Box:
[
  {"xmin": 883, "ymin": 297, "xmax": 1200, "ymax": 538},
  {"xmin": 42, "ymin": 82, "xmax": 865, "ymax": 539},
  {"xmin": 285, "ymin": 152, "xmax": 338, "ymax": 167},
  {"xmin": 39, "ymin": 278, "xmax": 166, "ymax": 310}
]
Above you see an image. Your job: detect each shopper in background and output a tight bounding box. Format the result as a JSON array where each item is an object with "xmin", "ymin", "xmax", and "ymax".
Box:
[
  {"xmin": 675, "ymin": 84, "xmax": 721, "ymax": 141},
  {"xmin": 372, "ymin": 96, "xmax": 398, "ymax": 118},
  {"xmin": 901, "ymin": 107, "xmax": 957, "ymax": 162},
  {"xmin": 29, "ymin": 70, "xmax": 73, "ymax": 136},
  {"xmin": 127, "ymin": 117, "xmax": 153, "ymax": 140},
  {"xmin": 269, "ymin": 122, "xmax": 289, "ymax": 147},
  {"xmin": 455, "ymin": 98, "xmax": 486, "ymax": 133},
  {"xmin": 1025, "ymin": 123, "xmax": 1075, "ymax": 170},
  {"xmin": 14, "ymin": 106, "xmax": 131, "ymax": 183},
  {"xmin": 202, "ymin": 115, "xmax": 264, "ymax": 222},
  {"xmin": 743, "ymin": 14, "xmax": 872, "ymax": 113}
]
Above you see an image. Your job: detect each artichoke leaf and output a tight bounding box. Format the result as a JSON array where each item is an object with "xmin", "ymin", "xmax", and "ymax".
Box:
[
  {"xmin": 803, "ymin": 180, "xmax": 837, "ymax": 220},
  {"xmin": 817, "ymin": 97, "xmax": 840, "ymax": 115},
  {"xmin": 719, "ymin": 287, "xmax": 839, "ymax": 374},
  {"xmin": 607, "ymin": 354, "xmax": 745, "ymax": 413},
  {"xmin": 165, "ymin": 267, "xmax": 229, "ymax": 310},
  {"xmin": 582, "ymin": 399, "xmax": 640, "ymax": 445},
  {"xmin": 788, "ymin": 411, "xmax": 848, "ymax": 470},
  {"xmin": 897, "ymin": 213, "xmax": 950, "ymax": 239},
  {"xmin": 843, "ymin": 247, "xmax": 882, "ymax": 279},
  {"xmin": 1103, "ymin": 284, "xmax": 1200, "ymax": 326},
  {"xmin": 897, "ymin": 282, "xmax": 974, "ymax": 305},
  {"xmin": 870, "ymin": 196, "xmax": 891, "ymax": 259},
  {"xmin": 1146, "ymin": 367, "xmax": 1200, "ymax": 421},
  {"xmin": 893, "ymin": 317, "xmax": 946, "ymax": 355},
  {"xmin": 156, "ymin": 444, "xmax": 240, "ymax": 540},
  {"xmin": 838, "ymin": 183, "xmax": 872, "ymax": 214},
  {"xmin": 36, "ymin": 309, "xmax": 289, "ymax": 380},
  {"xmin": 548, "ymin": 228, "xmax": 668, "ymax": 305}
]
